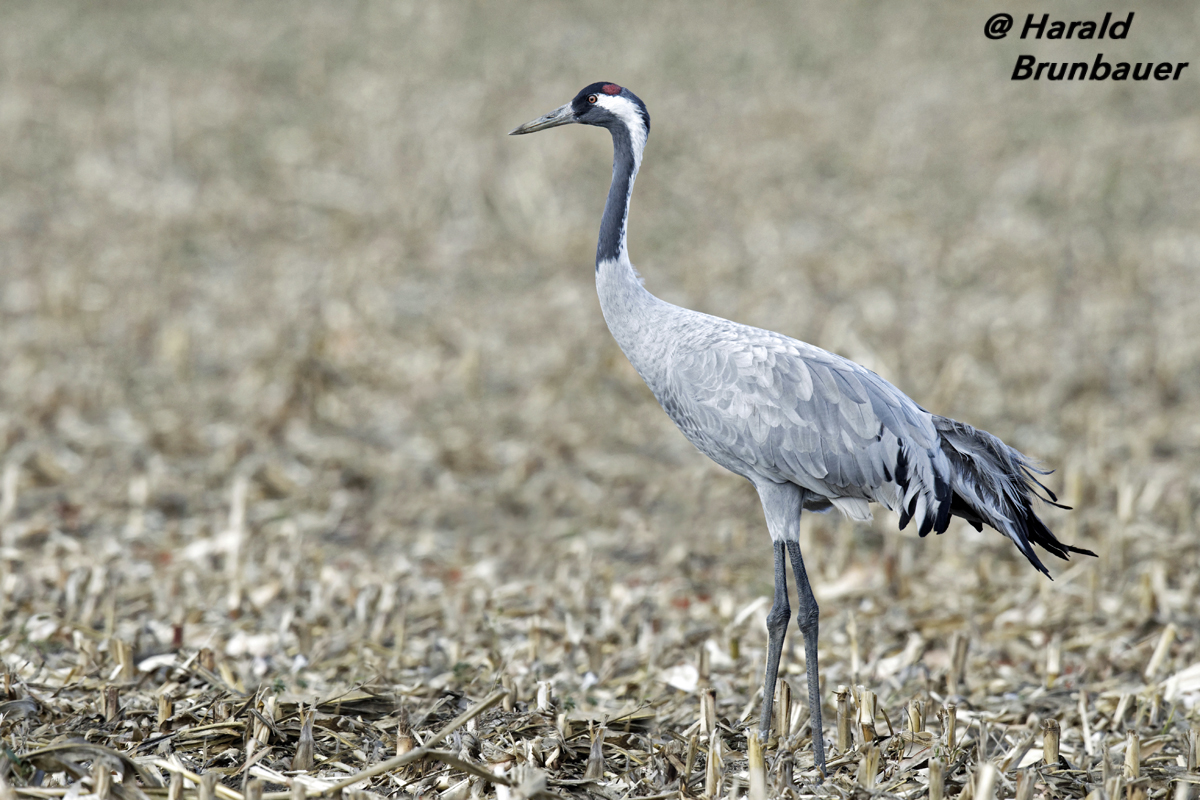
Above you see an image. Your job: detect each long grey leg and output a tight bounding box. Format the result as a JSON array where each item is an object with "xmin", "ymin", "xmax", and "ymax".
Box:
[
  {"xmin": 758, "ymin": 540, "xmax": 790, "ymax": 738},
  {"xmin": 786, "ymin": 540, "xmax": 826, "ymax": 776}
]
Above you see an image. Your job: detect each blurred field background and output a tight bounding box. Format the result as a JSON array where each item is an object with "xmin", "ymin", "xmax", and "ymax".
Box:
[{"xmin": 1, "ymin": 1, "xmax": 1199, "ymax": 797}]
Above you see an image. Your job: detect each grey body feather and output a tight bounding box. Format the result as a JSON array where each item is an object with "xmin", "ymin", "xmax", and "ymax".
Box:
[
  {"xmin": 600, "ymin": 264, "xmax": 1087, "ymax": 574},
  {"xmin": 600, "ymin": 272, "xmax": 928, "ymax": 526}
]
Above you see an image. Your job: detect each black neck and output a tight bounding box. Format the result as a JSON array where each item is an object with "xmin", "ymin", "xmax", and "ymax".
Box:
[{"xmin": 596, "ymin": 123, "xmax": 639, "ymax": 267}]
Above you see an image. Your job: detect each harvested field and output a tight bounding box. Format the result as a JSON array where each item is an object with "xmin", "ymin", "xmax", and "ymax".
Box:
[{"xmin": 1, "ymin": 1, "xmax": 1199, "ymax": 798}]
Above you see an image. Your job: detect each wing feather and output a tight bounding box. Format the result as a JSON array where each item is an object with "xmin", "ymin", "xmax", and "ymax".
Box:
[{"xmin": 663, "ymin": 320, "xmax": 951, "ymax": 526}]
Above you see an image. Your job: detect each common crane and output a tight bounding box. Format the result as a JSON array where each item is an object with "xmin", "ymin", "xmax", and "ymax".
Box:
[{"xmin": 510, "ymin": 82, "xmax": 1094, "ymax": 777}]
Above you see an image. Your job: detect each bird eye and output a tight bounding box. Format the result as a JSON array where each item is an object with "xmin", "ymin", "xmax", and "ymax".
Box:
[{"xmin": 587, "ymin": 95, "xmax": 598, "ymax": 104}]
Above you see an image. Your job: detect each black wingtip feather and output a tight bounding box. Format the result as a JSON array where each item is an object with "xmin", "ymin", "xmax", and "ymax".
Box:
[
  {"xmin": 932, "ymin": 415, "xmax": 1096, "ymax": 578},
  {"xmin": 904, "ymin": 492, "xmax": 921, "ymax": 532},
  {"xmin": 1012, "ymin": 498, "xmax": 1096, "ymax": 573},
  {"xmin": 933, "ymin": 471, "xmax": 953, "ymax": 534},
  {"xmin": 894, "ymin": 447, "xmax": 909, "ymax": 491}
]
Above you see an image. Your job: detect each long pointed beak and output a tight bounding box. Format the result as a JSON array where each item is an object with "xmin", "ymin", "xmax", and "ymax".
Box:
[{"xmin": 509, "ymin": 103, "xmax": 576, "ymax": 135}]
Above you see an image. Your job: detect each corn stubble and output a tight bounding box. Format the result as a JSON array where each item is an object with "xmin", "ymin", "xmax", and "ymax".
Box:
[{"xmin": 0, "ymin": 0, "xmax": 1199, "ymax": 798}]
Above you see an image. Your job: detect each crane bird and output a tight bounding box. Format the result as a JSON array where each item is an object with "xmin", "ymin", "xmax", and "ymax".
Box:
[{"xmin": 510, "ymin": 83, "xmax": 1095, "ymax": 776}]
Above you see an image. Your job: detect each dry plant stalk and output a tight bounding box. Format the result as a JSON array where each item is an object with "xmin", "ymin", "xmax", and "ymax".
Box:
[
  {"xmin": 848, "ymin": 613, "xmax": 861, "ymax": 679},
  {"xmin": 975, "ymin": 763, "xmax": 997, "ymax": 800},
  {"xmin": 103, "ymin": 685, "xmax": 121, "ymax": 722},
  {"xmin": 858, "ymin": 743, "xmax": 880, "ymax": 789},
  {"xmin": 949, "ymin": 633, "xmax": 970, "ymax": 696},
  {"xmin": 700, "ymin": 687, "xmax": 717, "ymax": 739},
  {"xmin": 536, "ymin": 680, "xmax": 553, "ymax": 713},
  {"xmin": 684, "ymin": 733, "xmax": 700, "ymax": 787},
  {"xmin": 1144, "ymin": 624, "xmax": 1176, "ymax": 680},
  {"xmin": 1080, "ymin": 691, "xmax": 1094, "ymax": 757},
  {"xmin": 1042, "ymin": 719, "xmax": 1060, "ymax": 767},
  {"xmin": 1015, "ymin": 769, "xmax": 1034, "ymax": 800},
  {"xmin": 584, "ymin": 726, "xmax": 606, "ymax": 780},
  {"xmin": 92, "ymin": 763, "xmax": 111, "ymax": 800},
  {"xmin": 1114, "ymin": 693, "xmax": 1133, "ymax": 728},
  {"xmin": 929, "ymin": 758, "xmax": 944, "ymax": 800},
  {"xmin": 747, "ymin": 732, "xmax": 766, "ymax": 800},
  {"xmin": 1149, "ymin": 691, "xmax": 1163, "ymax": 727},
  {"xmin": 858, "ymin": 686, "xmax": 878, "ymax": 744},
  {"xmin": 999, "ymin": 731, "xmax": 1035, "ymax": 773},
  {"xmin": 1139, "ymin": 572, "xmax": 1156, "ymax": 617},
  {"xmin": 704, "ymin": 733, "xmax": 722, "ymax": 798},
  {"xmin": 776, "ymin": 680, "xmax": 791, "ymax": 741},
  {"xmin": 251, "ymin": 691, "xmax": 275, "ymax": 747},
  {"xmin": 1189, "ymin": 726, "xmax": 1198, "ymax": 772},
  {"xmin": 945, "ymin": 703, "xmax": 958, "ymax": 750},
  {"xmin": 157, "ymin": 693, "xmax": 173, "ymax": 727},
  {"xmin": 395, "ymin": 707, "xmax": 413, "ymax": 756},
  {"xmin": 1045, "ymin": 633, "xmax": 1062, "ymax": 686},
  {"xmin": 114, "ymin": 638, "xmax": 135, "ymax": 682},
  {"xmin": 293, "ymin": 705, "xmax": 315, "ymax": 771},
  {"xmin": 835, "ymin": 685, "xmax": 852, "ymax": 753},
  {"xmin": 1107, "ymin": 774, "xmax": 1126, "ymax": 800},
  {"xmin": 501, "ymin": 674, "xmax": 515, "ymax": 712},
  {"xmin": 0, "ymin": 463, "xmax": 17, "ymax": 523},
  {"xmin": 908, "ymin": 699, "xmax": 924, "ymax": 733},
  {"xmin": 1125, "ymin": 730, "xmax": 1140, "ymax": 780}
]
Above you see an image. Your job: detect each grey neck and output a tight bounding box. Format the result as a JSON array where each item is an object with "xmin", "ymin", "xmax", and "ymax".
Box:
[
  {"xmin": 596, "ymin": 123, "xmax": 641, "ymax": 267},
  {"xmin": 593, "ymin": 116, "xmax": 671, "ymax": 390}
]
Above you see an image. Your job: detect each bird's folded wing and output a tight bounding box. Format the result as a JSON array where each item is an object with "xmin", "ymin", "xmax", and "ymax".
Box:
[{"xmin": 667, "ymin": 323, "xmax": 938, "ymax": 503}]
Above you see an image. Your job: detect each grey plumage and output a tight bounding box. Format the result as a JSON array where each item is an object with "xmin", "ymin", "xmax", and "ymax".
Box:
[
  {"xmin": 607, "ymin": 293, "xmax": 1084, "ymax": 573},
  {"xmin": 511, "ymin": 82, "xmax": 1095, "ymax": 780}
]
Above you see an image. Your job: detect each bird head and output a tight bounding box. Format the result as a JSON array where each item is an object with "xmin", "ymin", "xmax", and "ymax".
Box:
[{"xmin": 509, "ymin": 83, "xmax": 650, "ymax": 139}]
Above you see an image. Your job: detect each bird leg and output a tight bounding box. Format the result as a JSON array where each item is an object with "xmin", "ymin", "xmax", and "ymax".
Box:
[
  {"xmin": 786, "ymin": 539, "xmax": 826, "ymax": 777},
  {"xmin": 758, "ymin": 540, "xmax": 790, "ymax": 739}
]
